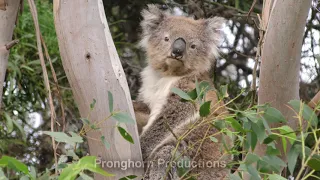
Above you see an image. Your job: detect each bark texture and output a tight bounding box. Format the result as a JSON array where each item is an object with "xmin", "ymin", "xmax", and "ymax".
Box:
[
  {"xmin": 257, "ymin": 0, "xmax": 311, "ymax": 161},
  {"xmin": 53, "ymin": 0, "xmax": 143, "ymax": 179},
  {"xmin": 0, "ymin": 0, "xmax": 20, "ymax": 110}
]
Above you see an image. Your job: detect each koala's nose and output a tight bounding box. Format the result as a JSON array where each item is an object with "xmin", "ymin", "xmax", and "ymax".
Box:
[{"xmin": 171, "ymin": 38, "xmax": 186, "ymax": 59}]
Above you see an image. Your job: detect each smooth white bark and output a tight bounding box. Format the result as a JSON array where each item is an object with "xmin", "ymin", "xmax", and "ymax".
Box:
[{"xmin": 53, "ymin": 0, "xmax": 143, "ymax": 179}]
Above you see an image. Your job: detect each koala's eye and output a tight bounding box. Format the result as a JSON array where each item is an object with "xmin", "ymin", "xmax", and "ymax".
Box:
[
  {"xmin": 191, "ymin": 44, "xmax": 196, "ymax": 49},
  {"xmin": 164, "ymin": 37, "xmax": 169, "ymax": 42}
]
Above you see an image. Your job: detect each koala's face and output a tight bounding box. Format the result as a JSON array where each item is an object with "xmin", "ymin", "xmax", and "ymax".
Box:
[{"xmin": 140, "ymin": 5, "xmax": 225, "ymax": 76}]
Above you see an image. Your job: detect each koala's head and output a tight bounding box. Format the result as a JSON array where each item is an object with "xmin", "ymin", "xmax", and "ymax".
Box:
[{"xmin": 140, "ymin": 5, "xmax": 225, "ymax": 76}]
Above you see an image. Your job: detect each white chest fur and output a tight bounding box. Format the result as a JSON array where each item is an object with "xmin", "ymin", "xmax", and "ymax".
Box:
[{"xmin": 139, "ymin": 66, "xmax": 181, "ymax": 134}]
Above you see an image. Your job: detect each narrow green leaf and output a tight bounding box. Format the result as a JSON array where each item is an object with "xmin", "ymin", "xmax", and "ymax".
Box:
[
  {"xmin": 4, "ymin": 112, "xmax": 13, "ymax": 133},
  {"xmin": 118, "ymin": 126, "xmax": 134, "ymax": 144},
  {"xmin": 101, "ymin": 136, "xmax": 110, "ymax": 149},
  {"xmin": 251, "ymin": 120, "xmax": 267, "ymax": 142},
  {"xmin": 79, "ymin": 156, "xmax": 114, "ymax": 177},
  {"xmin": 43, "ymin": 131, "xmax": 83, "ymax": 146},
  {"xmin": 113, "ymin": 113, "xmax": 135, "ymax": 124},
  {"xmin": 226, "ymin": 117, "xmax": 245, "ymax": 133},
  {"xmin": 277, "ymin": 125, "xmax": 297, "ymax": 145},
  {"xmin": 119, "ymin": 175, "xmax": 138, "ymax": 180},
  {"xmin": 59, "ymin": 156, "xmax": 113, "ymax": 180},
  {"xmin": 12, "ymin": 119, "xmax": 27, "ymax": 141},
  {"xmin": 171, "ymin": 87, "xmax": 192, "ymax": 101},
  {"xmin": 199, "ymin": 101, "xmax": 211, "ymax": 117},
  {"xmin": 90, "ymin": 99, "xmax": 97, "ymax": 110},
  {"xmin": 209, "ymin": 136, "xmax": 218, "ymax": 143},
  {"xmin": 108, "ymin": 91, "xmax": 113, "ymax": 112},
  {"xmin": 20, "ymin": 65, "xmax": 35, "ymax": 72},
  {"xmin": 247, "ymin": 131, "xmax": 257, "ymax": 151},
  {"xmin": 288, "ymin": 144, "xmax": 300, "ymax": 175}
]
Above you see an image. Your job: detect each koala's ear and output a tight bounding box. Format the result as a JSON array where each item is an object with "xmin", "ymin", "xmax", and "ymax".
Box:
[
  {"xmin": 141, "ymin": 4, "xmax": 166, "ymax": 35},
  {"xmin": 204, "ymin": 17, "xmax": 225, "ymax": 45},
  {"xmin": 205, "ymin": 17, "xmax": 225, "ymax": 33}
]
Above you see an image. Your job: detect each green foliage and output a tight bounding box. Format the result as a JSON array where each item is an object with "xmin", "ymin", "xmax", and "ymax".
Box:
[
  {"xmin": 59, "ymin": 156, "xmax": 113, "ymax": 180},
  {"xmin": 42, "ymin": 131, "xmax": 83, "ymax": 146},
  {"xmin": 171, "ymin": 82, "xmax": 320, "ymax": 179}
]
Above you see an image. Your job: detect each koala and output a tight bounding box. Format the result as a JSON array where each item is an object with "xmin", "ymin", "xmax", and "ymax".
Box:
[{"xmin": 135, "ymin": 5, "xmax": 232, "ymax": 180}]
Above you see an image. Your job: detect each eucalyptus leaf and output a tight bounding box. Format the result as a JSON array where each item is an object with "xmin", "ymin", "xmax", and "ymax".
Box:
[
  {"xmin": 43, "ymin": 131, "xmax": 83, "ymax": 146},
  {"xmin": 108, "ymin": 91, "xmax": 113, "ymax": 112},
  {"xmin": 171, "ymin": 87, "xmax": 192, "ymax": 101},
  {"xmin": 118, "ymin": 126, "xmax": 134, "ymax": 144}
]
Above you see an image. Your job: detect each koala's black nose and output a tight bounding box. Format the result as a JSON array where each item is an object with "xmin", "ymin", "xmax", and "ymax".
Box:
[{"xmin": 171, "ymin": 38, "xmax": 186, "ymax": 59}]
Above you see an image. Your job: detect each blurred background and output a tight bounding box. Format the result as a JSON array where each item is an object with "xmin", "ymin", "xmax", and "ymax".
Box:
[{"xmin": 0, "ymin": 0, "xmax": 319, "ymax": 173}]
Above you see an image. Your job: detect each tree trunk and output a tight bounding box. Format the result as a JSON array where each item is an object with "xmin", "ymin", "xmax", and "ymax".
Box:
[
  {"xmin": 0, "ymin": 0, "xmax": 20, "ymax": 110},
  {"xmin": 256, "ymin": 0, "xmax": 311, "ymax": 166},
  {"xmin": 53, "ymin": 0, "xmax": 143, "ymax": 179}
]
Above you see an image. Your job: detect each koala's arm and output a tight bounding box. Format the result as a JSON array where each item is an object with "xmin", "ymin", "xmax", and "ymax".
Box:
[{"xmin": 132, "ymin": 100, "xmax": 150, "ymax": 134}]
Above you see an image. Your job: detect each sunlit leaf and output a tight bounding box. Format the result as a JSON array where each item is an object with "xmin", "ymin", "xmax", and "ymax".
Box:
[
  {"xmin": 113, "ymin": 113, "xmax": 135, "ymax": 124},
  {"xmin": 0, "ymin": 156, "xmax": 29, "ymax": 175},
  {"xmin": 43, "ymin": 131, "xmax": 83, "ymax": 146},
  {"xmin": 59, "ymin": 156, "xmax": 113, "ymax": 180},
  {"xmin": 171, "ymin": 87, "xmax": 192, "ymax": 101}
]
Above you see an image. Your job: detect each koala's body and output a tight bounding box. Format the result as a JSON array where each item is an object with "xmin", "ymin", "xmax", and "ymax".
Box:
[{"xmin": 134, "ymin": 5, "xmax": 231, "ymax": 180}]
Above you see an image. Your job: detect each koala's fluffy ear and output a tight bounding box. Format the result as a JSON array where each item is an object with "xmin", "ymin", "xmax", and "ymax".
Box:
[
  {"xmin": 141, "ymin": 4, "xmax": 166, "ymax": 36},
  {"xmin": 205, "ymin": 17, "xmax": 226, "ymax": 44}
]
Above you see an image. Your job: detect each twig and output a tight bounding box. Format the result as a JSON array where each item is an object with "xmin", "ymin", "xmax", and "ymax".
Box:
[
  {"xmin": 247, "ymin": 0, "xmax": 257, "ymax": 21},
  {"xmin": 249, "ymin": 14, "xmax": 264, "ymax": 108},
  {"xmin": 40, "ymin": 35, "xmax": 66, "ymax": 132},
  {"xmin": 27, "ymin": 0, "xmax": 58, "ymax": 174},
  {"xmin": 5, "ymin": 39, "xmax": 19, "ymax": 50}
]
